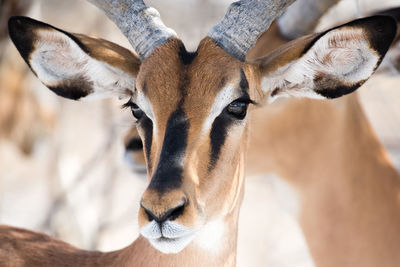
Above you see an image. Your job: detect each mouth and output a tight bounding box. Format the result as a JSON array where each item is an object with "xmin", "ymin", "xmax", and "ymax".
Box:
[
  {"xmin": 140, "ymin": 220, "xmax": 197, "ymax": 254},
  {"xmin": 148, "ymin": 232, "xmax": 196, "ymax": 254}
]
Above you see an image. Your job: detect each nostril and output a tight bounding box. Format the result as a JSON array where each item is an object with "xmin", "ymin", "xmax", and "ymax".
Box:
[
  {"xmin": 142, "ymin": 205, "xmax": 159, "ymax": 222},
  {"xmin": 164, "ymin": 201, "xmax": 185, "ymax": 221},
  {"xmin": 141, "ymin": 198, "xmax": 187, "ymax": 223}
]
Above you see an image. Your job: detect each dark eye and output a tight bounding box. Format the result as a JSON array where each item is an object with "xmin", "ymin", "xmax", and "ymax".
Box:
[
  {"xmin": 226, "ymin": 100, "xmax": 249, "ymax": 120},
  {"xmin": 130, "ymin": 103, "xmax": 144, "ymax": 120}
]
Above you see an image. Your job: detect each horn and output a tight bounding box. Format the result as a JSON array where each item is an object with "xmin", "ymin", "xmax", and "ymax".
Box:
[
  {"xmin": 208, "ymin": 0, "xmax": 296, "ymax": 61},
  {"xmin": 88, "ymin": 0, "xmax": 177, "ymax": 60}
]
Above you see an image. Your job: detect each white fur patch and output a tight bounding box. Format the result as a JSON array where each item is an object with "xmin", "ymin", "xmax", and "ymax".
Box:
[
  {"xmin": 193, "ymin": 218, "xmax": 225, "ymax": 252},
  {"xmin": 140, "ymin": 220, "xmax": 196, "ymax": 254},
  {"xmin": 30, "ymin": 29, "xmax": 136, "ymax": 100},
  {"xmin": 262, "ymin": 27, "xmax": 379, "ymax": 101},
  {"xmin": 201, "ymin": 84, "xmax": 238, "ymax": 135},
  {"xmin": 136, "ymin": 91, "xmax": 155, "ymax": 121},
  {"xmin": 140, "ymin": 220, "xmax": 162, "ymax": 239},
  {"xmin": 140, "ymin": 217, "xmax": 226, "ymax": 254},
  {"xmin": 148, "ymin": 233, "xmax": 196, "ymax": 254}
]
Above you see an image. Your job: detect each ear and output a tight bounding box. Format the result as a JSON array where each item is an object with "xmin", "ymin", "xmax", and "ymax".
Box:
[
  {"xmin": 8, "ymin": 16, "xmax": 140, "ymax": 101},
  {"xmin": 251, "ymin": 16, "xmax": 397, "ymax": 102}
]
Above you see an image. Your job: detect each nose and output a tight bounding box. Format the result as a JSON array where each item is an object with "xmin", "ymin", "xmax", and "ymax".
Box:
[
  {"xmin": 141, "ymin": 199, "xmax": 186, "ymax": 223},
  {"xmin": 140, "ymin": 190, "xmax": 187, "ymax": 224}
]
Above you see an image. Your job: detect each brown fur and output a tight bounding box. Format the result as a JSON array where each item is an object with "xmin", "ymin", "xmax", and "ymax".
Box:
[
  {"xmin": 1, "ymin": 36, "xmax": 249, "ymax": 267},
  {"xmin": 3, "ymin": 7, "xmax": 400, "ymax": 267},
  {"xmin": 125, "ymin": 17, "xmax": 400, "ymax": 267},
  {"xmin": 247, "ymin": 95, "xmax": 400, "ymax": 267},
  {"xmin": 75, "ymin": 34, "xmax": 140, "ymax": 78},
  {"xmin": 136, "ymin": 37, "xmax": 250, "ymax": 233}
]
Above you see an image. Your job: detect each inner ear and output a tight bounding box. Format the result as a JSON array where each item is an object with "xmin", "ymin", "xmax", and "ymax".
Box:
[
  {"xmin": 255, "ymin": 16, "xmax": 397, "ymax": 102},
  {"xmin": 9, "ymin": 16, "xmax": 140, "ymax": 101}
]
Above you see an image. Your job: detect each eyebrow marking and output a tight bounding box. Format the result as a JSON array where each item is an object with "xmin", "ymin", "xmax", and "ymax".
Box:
[
  {"xmin": 201, "ymin": 84, "xmax": 236, "ymax": 135},
  {"xmin": 136, "ymin": 91, "xmax": 156, "ymax": 123}
]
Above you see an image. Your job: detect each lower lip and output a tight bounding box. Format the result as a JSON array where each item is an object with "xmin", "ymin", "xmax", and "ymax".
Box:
[
  {"xmin": 148, "ymin": 233, "xmax": 196, "ymax": 254},
  {"xmin": 155, "ymin": 234, "xmax": 193, "ymax": 244}
]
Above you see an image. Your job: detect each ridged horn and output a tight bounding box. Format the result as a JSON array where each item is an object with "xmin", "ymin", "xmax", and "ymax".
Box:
[
  {"xmin": 88, "ymin": 0, "xmax": 177, "ymax": 60},
  {"xmin": 208, "ymin": 0, "xmax": 296, "ymax": 61}
]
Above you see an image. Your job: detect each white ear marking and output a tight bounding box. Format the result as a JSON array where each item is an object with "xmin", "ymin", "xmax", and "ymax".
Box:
[
  {"xmin": 261, "ymin": 27, "xmax": 380, "ymax": 100},
  {"xmin": 30, "ymin": 29, "xmax": 136, "ymax": 100}
]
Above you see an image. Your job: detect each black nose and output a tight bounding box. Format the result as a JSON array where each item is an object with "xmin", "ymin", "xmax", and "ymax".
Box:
[{"xmin": 141, "ymin": 199, "xmax": 186, "ymax": 223}]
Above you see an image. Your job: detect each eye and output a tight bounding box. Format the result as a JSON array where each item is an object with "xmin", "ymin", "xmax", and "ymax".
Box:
[
  {"xmin": 130, "ymin": 103, "xmax": 144, "ymax": 120},
  {"xmin": 123, "ymin": 101, "xmax": 144, "ymax": 120},
  {"xmin": 226, "ymin": 99, "xmax": 249, "ymax": 120}
]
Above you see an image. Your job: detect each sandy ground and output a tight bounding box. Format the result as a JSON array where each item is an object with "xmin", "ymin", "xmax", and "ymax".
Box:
[{"xmin": 0, "ymin": 0, "xmax": 399, "ymax": 266}]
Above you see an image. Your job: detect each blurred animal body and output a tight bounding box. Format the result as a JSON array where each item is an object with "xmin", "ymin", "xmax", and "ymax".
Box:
[
  {"xmin": 0, "ymin": 0, "xmax": 53, "ymax": 154},
  {"xmin": 1, "ymin": 0, "xmax": 400, "ymax": 266}
]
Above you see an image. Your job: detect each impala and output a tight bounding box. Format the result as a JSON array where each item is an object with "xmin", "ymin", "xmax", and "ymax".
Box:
[
  {"xmin": 123, "ymin": 3, "xmax": 400, "ymax": 266},
  {"xmin": 1, "ymin": 0, "xmax": 399, "ymax": 266}
]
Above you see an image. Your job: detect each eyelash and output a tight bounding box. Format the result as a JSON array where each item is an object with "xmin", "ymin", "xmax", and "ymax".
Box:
[
  {"xmin": 122, "ymin": 100, "xmax": 144, "ymax": 120},
  {"xmin": 122, "ymin": 100, "xmax": 134, "ymax": 109},
  {"xmin": 225, "ymin": 97, "xmax": 255, "ymax": 120}
]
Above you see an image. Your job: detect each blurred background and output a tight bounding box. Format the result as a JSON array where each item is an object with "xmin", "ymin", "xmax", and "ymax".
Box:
[{"xmin": 0, "ymin": 0, "xmax": 399, "ymax": 266}]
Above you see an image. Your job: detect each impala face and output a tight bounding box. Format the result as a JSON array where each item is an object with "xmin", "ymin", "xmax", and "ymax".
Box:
[
  {"xmin": 8, "ymin": 0, "xmax": 397, "ymax": 255},
  {"xmin": 130, "ymin": 38, "xmax": 258, "ymax": 253}
]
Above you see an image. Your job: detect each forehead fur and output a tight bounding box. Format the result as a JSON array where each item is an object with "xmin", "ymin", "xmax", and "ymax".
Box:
[{"xmin": 135, "ymin": 37, "xmax": 245, "ymax": 129}]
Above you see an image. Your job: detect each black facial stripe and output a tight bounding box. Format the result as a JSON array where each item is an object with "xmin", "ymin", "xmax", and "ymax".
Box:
[
  {"xmin": 148, "ymin": 107, "xmax": 189, "ymax": 192},
  {"xmin": 207, "ymin": 69, "xmax": 248, "ymax": 171},
  {"xmin": 209, "ymin": 112, "xmax": 234, "ymax": 172},
  {"xmin": 141, "ymin": 116, "xmax": 153, "ymax": 172}
]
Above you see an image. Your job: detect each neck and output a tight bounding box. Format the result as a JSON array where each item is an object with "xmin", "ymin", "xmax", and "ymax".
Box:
[
  {"xmin": 98, "ymin": 190, "xmax": 243, "ymax": 267},
  {"xmin": 111, "ymin": 214, "xmax": 239, "ymax": 266},
  {"xmin": 1, "ymin": 199, "xmax": 241, "ymax": 267},
  {"xmin": 248, "ymin": 94, "xmax": 400, "ymax": 267}
]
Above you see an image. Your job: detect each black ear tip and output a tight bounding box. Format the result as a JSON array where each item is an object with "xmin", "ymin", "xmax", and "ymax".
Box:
[
  {"xmin": 8, "ymin": 16, "xmax": 21, "ymax": 34},
  {"xmin": 8, "ymin": 16, "xmax": 30, "ymax": 41},
  {"xmin": 8, "ymin": 16, "xmax": 46, "ymax": 35},
  {"xmin": 8, "ymin": 16, "xmax": 20, "ymax": 27},
  {"xmin": 367, "ymin": 15, "xmax": 397, "ymax": 55},
  {"xmin": 374, "ymin": 15, "xmax": 397, "ymax": 36},
  {"xmin": 8, "ymin": 16, "xmax": 28, "ymax": 31},
  {"xmin": 8, "ymin": 16, "xmax": 40, "ymax": 65}
]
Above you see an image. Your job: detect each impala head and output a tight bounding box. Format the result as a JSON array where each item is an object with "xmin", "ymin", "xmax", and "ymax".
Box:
[{"xmin": 8, "ymin": 0, "xmax": 397, "ymax": 254}]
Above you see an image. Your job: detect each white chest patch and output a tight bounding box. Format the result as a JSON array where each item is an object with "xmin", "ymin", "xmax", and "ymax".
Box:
[{"xmin": 194, "ymin": 218, "xmax": 225, "ymax": 252}]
